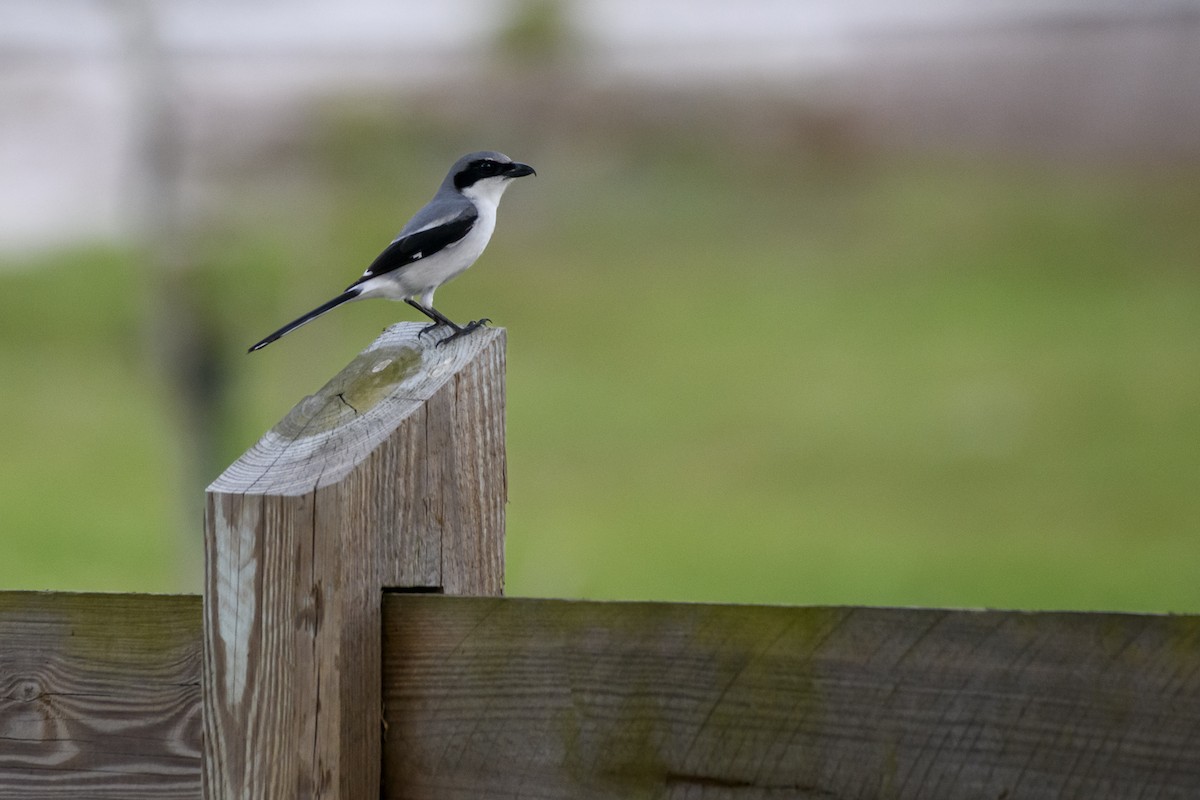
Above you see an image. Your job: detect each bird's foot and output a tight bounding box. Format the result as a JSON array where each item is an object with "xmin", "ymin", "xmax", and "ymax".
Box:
[{"xmin": 436, "ymin": 318, "xmax": 491, "ymax": 347}]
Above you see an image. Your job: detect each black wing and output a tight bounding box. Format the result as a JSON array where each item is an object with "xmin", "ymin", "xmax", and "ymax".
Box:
[{"xmin": 349, "ymin": 206, "xmax": 478, "ymax": 288}]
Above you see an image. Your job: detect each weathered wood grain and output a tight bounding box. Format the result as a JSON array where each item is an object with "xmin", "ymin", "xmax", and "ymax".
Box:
[
  {"xmin": 204, "ymin": 323, "xmax": 506, "ymax": 800},
  {"xmin": 382, "ymin": 595, "xmax": 1200, "ymax": 799},
  {"xmin": 0, "ymin": 591, "xmax": 201, "ymax": 799}
]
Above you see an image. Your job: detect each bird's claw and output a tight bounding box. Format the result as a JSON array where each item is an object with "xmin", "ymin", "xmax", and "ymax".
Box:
[{"xmin": 436, "ymin": 319, "xmax": 491, "ymax": 347}]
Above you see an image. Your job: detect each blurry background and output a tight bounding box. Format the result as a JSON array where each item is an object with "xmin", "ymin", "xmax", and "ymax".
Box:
[{"xmin": 1, "ymin": 0, "xmax": 1197, "ymax": 611}]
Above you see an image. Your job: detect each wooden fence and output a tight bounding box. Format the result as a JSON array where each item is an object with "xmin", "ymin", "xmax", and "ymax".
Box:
[{"xmin": 2, "ymin": 323, "xmax": 1198, "ymax": 799}]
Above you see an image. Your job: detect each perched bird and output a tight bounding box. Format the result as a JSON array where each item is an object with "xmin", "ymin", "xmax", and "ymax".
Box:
[{"xmin": 249, "ymin": 151, "xmax": 535, "ymax": 352}]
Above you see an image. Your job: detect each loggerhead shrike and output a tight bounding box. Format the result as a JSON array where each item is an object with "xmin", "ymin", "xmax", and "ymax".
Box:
[{"xmin": 248, "ymin": 150, "xmax": 535, "ymax": 352}]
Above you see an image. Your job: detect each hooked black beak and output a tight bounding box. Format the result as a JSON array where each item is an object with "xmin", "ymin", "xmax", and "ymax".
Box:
[{"xmin": 505, "ymin": 161, "xmax": 536, "ymax": 178}]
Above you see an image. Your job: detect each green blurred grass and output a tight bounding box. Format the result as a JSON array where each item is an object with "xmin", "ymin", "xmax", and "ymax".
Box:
[
  {"xmin": 0, "ymin": 249, "xmax": 182, "ymax": 591},
  {"xmin": 1, "ymin": 134, "xmax": 1197, "ymax": 611}
]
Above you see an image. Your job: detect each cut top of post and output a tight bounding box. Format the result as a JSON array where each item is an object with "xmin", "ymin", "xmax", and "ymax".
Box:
[{"xmin": 210, "ymin": 323, "xmax": 505, "ymax": 497}]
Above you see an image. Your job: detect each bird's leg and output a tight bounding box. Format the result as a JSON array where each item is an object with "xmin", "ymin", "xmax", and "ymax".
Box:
[
  {"xmin": 405, "ymin": 299, "xmax": 489, "ymax": 344},
  {"xmin": 406, "ymin": 299, "xmax": 459, "ymax": 337}
]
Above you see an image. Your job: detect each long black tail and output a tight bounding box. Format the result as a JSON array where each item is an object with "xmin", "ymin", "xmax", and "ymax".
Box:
[{"xmin": 248, "ymin": 289, "xmax": 360, "ymax": 352}]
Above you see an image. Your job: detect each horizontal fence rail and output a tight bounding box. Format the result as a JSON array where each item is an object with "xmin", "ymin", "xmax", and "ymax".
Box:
[
  {"xmin": 382, "ymin": 594, "xmax": 1200, "ymax": 800},
  {"xmin": 4, "ymin": 592, "xmax": 1200, "ymax": 799},
  {"xmin": 0, "ymin": 592, "xmax": 202, "ymax": 799}
]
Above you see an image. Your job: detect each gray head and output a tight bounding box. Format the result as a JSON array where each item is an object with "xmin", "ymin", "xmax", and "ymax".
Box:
[{"xmin": 445, "ymin": 151, "xmax": 536, "ymax": 194}]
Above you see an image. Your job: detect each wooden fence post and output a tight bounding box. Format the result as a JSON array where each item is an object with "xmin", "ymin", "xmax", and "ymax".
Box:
[{"xmin": 202, "ymin": 323, "xmax": 506, "ymax": 800}]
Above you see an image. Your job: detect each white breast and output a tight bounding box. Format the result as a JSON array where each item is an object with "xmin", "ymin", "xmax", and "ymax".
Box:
[{"xmin": 393, "ymin": 205, "xmax": 495, "ymax": 299}]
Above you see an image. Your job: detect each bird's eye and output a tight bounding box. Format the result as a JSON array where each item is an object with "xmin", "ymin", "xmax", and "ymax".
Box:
[{"xmin": 480, "ymin": 161, "xmax": 499, "ymax": 175}]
